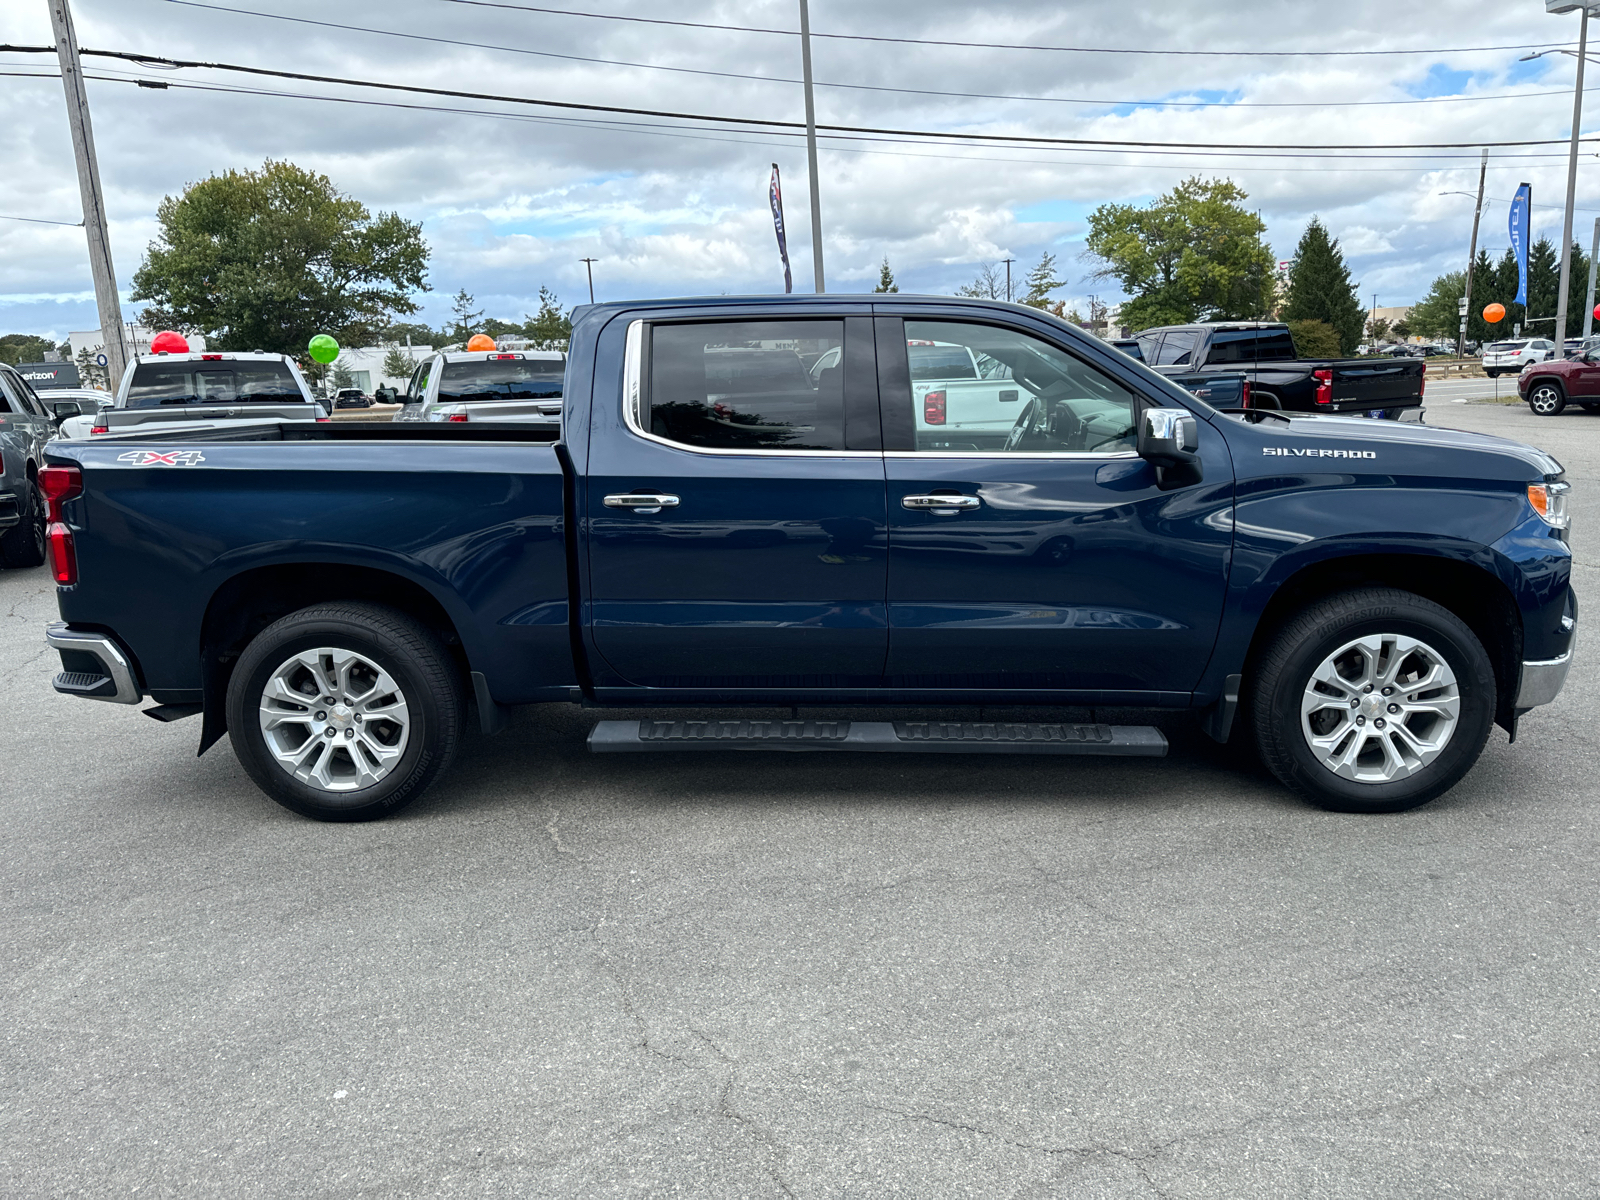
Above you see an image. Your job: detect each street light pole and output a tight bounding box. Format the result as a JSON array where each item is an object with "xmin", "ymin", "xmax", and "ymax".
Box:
[
  {"xmin": 1459, "ymin": 149, "xmax": 1488, "ymax": 356},
  {"xmin": 1551, "ymin": 3, "xmax": 1592, "ymax": 359},
  {"xmin": 1585, "ymin": 217, "xmax": 1600, "ymax": 338},
  {"xmin": 580, "ymin": 257, "xmax": 597, "ymax": 304},
  {"xmin": 797, "ymin": 0, "xmax": 825, "ymax": 293},
  {"xmin": 1002, "ymin": 257, "xmax": 1016, "ymax": 303},
  {"xmin": 47, "ymin": 0, "xmax": 127, "ymax": 390}
]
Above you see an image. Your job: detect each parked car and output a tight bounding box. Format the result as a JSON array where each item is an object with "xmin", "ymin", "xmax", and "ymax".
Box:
[
  {"xmin": 396, "ymin": 348, "xmax": 565, "ymax": 424},
  {"xmin": 56, "ymin": 351, "xmax": 326, "ymax": 439},
  {"xmin": 39, "ymin": 389, "xmax": 111, "ymax": 422},
  {"xmin": 0, "ymin": 361, "xmax": 53, "ymax": 567},
  {"xmin": 1562, "ymin": 336, "xmax": 1600, "ymax": 358},
  {"xmin": 1133, "ymin": 322, "xmax": 1426, "ymax": 419},
  {"xmin": 42, "ymin": 295, "xmax": 1573, "ymax": 824},
  {"xmin": 332, "ymin": 388, "xmax": 371, "ymax": 410},
  {"xmin": 1517, "ymin": 347, "xmax": 1600, "ymax": 414},
  {"xmin": 1482, "ymin": 338, "xmax": 1555, "ymax": 377}
]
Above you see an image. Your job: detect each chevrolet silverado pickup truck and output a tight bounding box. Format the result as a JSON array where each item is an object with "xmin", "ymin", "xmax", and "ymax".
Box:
[
  {"xmin": 57, "ymin": 351, "xmax": 325, "ymax": 439},
  {"xmin": 42, "ymin": 296, "xmax": 1575, "ymax": 822},
  {"xmin": 1135, "ymin": 321, "xmax": 1427, "ymax": 419}
]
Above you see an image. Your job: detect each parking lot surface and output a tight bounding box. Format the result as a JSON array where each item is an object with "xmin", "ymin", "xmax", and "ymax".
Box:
[{"xmin": 2, "ymin": 401, "xmax": 1596, "ymax": 1198}]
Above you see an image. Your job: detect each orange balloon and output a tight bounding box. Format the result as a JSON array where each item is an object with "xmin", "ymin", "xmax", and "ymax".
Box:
[
  {"xmin": 1482, "ymin": 303, "xmax": 1506, "ymax": 323},
  {"xmin": 466, "ymin": 333, "xmax": 496, "ymax": 351}
]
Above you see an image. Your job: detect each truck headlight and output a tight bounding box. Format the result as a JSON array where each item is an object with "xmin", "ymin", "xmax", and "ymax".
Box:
[{"xmin": 1528, "ymin": 481, "xmax": 1571, "ymax": 529}]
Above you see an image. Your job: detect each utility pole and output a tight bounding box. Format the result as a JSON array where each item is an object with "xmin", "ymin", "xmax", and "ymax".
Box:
[
  {"xmin": 48, "ymin": 0, "xmax": 128, "ymax": 389},
  {"xmin": 1585, "ymin": 217, "xmax": 1600, "ymax": 339},
  {"xmin": 1459, "ymin": 149, "xmax": 1488, "ymax": 357},
  {"xmin": 1002, "ymin": 257, "xmax": 1016, "ymax": 303},
  {"xmin": 797, "ymin": 0, "xmax": 825, "ymax": 293},
  {"xmin": 1554, "ymin": 5, "xmax": 1590, "ymax": 358},
  {"xmin": 580, "ymin": 257, "xmax": 597, "ymax": 304}
]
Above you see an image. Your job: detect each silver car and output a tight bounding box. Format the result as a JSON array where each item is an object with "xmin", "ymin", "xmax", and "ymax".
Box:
[
  {"xmin": 1482, "ymin": 338, "xmax": 1554, "ymax": 378},
  {"xmin": 397, "ymin": 348, "xmax": 565, "ymax": 425}
]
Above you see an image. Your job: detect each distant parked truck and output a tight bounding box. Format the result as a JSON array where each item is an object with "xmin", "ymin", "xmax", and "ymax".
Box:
[{"xmin": 1133, "ymin": 321, "xmax": 1426, "ymax": 420}]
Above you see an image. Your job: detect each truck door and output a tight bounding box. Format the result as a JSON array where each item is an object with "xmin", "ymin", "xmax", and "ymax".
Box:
[
  {"xmin": 585, "ymin": 313, "xmax": 888, "ymax": 694},
  {"xmin": 875, "ymin": 314, "xmax": 1234, "ymax": 699}
]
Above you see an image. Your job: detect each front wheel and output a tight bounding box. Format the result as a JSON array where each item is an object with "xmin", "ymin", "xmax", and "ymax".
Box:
[
  {"xmin": 225, "ymin": 602, "xmax": 465, "ymax": 821},
  {"xmin": 1528, "ymin": 381, "xmax": 1566, "ymax": 415},
  {"xmin": 1251, "ymin": 588, "xmax": 1495, "ymax": 814}
]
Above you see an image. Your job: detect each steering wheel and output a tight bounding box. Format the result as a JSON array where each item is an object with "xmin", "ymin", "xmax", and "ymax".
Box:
[{"xmin": 1002, "ymin": 404, "xmax": 1033, "ymax": 452}]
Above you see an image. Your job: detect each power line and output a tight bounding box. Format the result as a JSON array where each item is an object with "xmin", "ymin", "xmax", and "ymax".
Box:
[
  {"xmin": 431, "ymin": 0, "xmax": 1574, "ymax": 59},
  {"xmin": 3, "ymin": 44, "xmax": 1596, "ymax": 154},
  {"xmin": 153, "ymin": 0, "xmax": 1600, "ymax": 112},
  {"xmin": 0, "ymin": 212, "xmax": 84, "ymax": 226}
]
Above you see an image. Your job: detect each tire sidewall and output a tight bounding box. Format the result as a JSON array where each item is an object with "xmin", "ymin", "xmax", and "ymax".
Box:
[
  {"xmin": 1265, "ymin": 604, "xmax": 1494, "ymax": 811},
  {"xmin": 226, "ymin": 615, "xmax": 446, "ymax": 820},
  {"xmin": 1528, "ymin": 382, "xmax": 1565, "ymax": 415}
]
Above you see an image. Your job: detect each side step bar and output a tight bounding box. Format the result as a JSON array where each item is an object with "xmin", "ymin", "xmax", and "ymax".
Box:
[{"xmin": 588, "ymin": 719, "xmax": 1166, "ymax": 757}]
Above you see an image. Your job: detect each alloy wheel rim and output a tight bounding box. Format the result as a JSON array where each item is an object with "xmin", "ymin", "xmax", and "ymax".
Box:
[
  {"xmin": 1300, "ymin": 633, "xmax": 1460, "ymax": 784},
  {"xmin": 1531, "ymin": 387, "xmax": 1561, "ymax": 413},
  {"xmin": 257, "ymin": 647, "xmax": 411, "ymax": 791}
]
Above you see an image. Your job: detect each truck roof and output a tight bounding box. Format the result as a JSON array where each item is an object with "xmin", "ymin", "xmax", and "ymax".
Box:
[{"xmin": 131, "ymin": 350, "xmax": 296, "ymax": 365}]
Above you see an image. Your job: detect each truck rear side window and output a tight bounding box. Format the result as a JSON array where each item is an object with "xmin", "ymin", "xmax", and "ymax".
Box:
[
  {"xmin": 1206, "ymin": 329, "xmax": 1298, "ymax": 363},
  {"xmin": 645, "ymin": 321, "xmax": 846, "ymax": 451},
  {"xmin": 907, "ymin": 344, "xmax": 978, "ymax": 381},
  {"xmin": 437, "ymin": 358, "xmax": 564, "ymax": 404},
  {"xmin": 126, "ymin": 362, "xmax": 303, "ymax": 407}
]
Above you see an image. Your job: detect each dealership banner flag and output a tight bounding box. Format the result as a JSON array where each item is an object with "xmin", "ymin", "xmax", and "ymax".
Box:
[
  {"xmin": 769, "ymin": 164, "xmax": 793, "ymax": 295},
  {"xmin": 1510, "ymin": 182, "xmax": 1531, "ymax": 307}
]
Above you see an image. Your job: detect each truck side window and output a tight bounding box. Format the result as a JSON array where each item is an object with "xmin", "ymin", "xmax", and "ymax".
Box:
[
  {"xmin": 897, "ymin": 320, "xmax": 1138, "ymax": 455},
  {"xmin": 1207, "ymin": 328, "xmax": 1297, "ymax": 363},
  {"xmin": 0, "ymin": 372, "xmax": 18, "ymax": 413},
  {"xmin": 1135, "ymin": 333, "xmax": 1164, "ymax": 363},
  {"xmin": 1153, "ymin": 330, "xmax": 1198, "ymax": 366},
  {"xmin": 645, "ymin": 320, "xmax": 846, "ymax": 451}
]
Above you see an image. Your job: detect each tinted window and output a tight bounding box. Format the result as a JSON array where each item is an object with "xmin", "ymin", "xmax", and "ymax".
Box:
[
  {"xmin": 646, "ymin": 321, "xmax": 845, "ymax": 451},
  {"xmin": 0, "ymin": 372, "xmax": 19, "ymax": 413},
  {"xmin": 437, "ymin": 356, "xmax": 565, "ymax": 403},
  {"xmin": 907, "ymin": 343, "xmax": 978, "ymax": 381},
  {"xmin": 1206, "ymin": 328, "xmax": 1298, "ymax": 363},
  {"xmin": 901, "ymin": 320, "xmax": 1138, "ymax": 455},
  {"xmin": 126, "ymin": 361, "xmax": 303, "ymax": 407},
  {"xmin": 1134, "ymin": 333, "xmax": 1164, "ymax": 363},
  {"xmin": 1486, "ymin": 342, "xmax": 1524, "ymax": 352},
  {"xmin": 1154, "ymin": 330, "xmax": 1198, "ymax": 366}
]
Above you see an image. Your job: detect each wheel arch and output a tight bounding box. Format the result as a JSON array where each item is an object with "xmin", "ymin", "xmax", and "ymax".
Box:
[
  {"xmin": 1524, "ymin": 373, "xmax": 1564, "ymax": 396},
  {"xmin": 1239, "ymin": 552, "xmax": 1522, "ymax": 735}
]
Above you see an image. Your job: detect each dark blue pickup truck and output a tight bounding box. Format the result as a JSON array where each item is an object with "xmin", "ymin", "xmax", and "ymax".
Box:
[{"xmin": 41, "ymin": 296, "xmax": 1576, "ymax": 821}]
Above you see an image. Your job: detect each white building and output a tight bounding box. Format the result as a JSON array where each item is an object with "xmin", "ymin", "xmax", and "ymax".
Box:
[
  {"xmin": 69, "ymin": 323, "xmax": 207, "ymax": 359},
  {"xmin": 326, "ymin": 344, "xmax": 434, "ymax": 395}
]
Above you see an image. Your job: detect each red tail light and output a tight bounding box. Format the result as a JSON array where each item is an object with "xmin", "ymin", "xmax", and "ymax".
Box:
[
  {"xmin": 315, "ymin": 416, "xmax": 330, "ymax": 422},
  {"xmin": 1418, "ymin": 376, "xmax": 1426, "ymax": 399},
  {"xmin": 90, "ymin": 421, "xmax": 108, "ymax": 434},
  {"xmin": 1312, "ymin": 368, "xmax": 1333, "ymax": 406},
  {"xmin": 1240, "ymin": 380, "xmax": 1253, "ymax": 409},
  {"xmin": 446, "ymin": 412, "xmax": 469, "ymax": 423},
  {"xmin": 923, "ymin": 389, "xmax": 946, "ymax": 425},
  {"xmin": 201, "ymin": 354, "xmax": 222, "ymax": 361},
  {"xmin": 40, "ymin": 466, "xmax": 82, "ymax": 585}
]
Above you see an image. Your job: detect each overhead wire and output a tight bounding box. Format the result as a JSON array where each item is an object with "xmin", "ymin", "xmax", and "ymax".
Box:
[{"xmin": 154, "ymin": 0, "xmax": 1600, "ymax": 112}]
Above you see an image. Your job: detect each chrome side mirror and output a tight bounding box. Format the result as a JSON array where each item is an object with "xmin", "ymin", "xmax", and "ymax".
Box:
[{"xmin": 1137, "ymin": 407, "xmax": 1199, "ymax": 466}]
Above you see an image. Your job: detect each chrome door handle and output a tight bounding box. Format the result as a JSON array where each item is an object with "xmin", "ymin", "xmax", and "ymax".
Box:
[
  {"xmin": 901, "ymin": 493, "xmax": 981, "ymax": 513},
  {"xmin": 603, "ymin": 492, "xmax": 680, "ymax": 514}
]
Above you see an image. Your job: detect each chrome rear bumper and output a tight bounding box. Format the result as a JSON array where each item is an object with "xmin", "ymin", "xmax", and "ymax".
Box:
[{"xmin": 45, "ymin": 622, "xmax": 142, "ymax": 704}]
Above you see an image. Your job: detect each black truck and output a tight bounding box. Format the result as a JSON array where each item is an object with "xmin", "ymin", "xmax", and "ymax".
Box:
[{"xmin": 1131, "ymin": 322, "xmax": 1427, "ymax": 420}]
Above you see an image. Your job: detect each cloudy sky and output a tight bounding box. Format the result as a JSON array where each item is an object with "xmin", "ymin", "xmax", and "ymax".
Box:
[{"xmin": 2, "ymin": 0, "xmax": 1598, "ymax": 341}]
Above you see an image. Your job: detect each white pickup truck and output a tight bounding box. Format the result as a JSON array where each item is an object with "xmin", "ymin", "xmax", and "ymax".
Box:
[
  {"xmin": 904, "ymin": 339, "xmax": 1029, "ymax": 450},
  {"xmin": 56, "ymin": 351, "xmax": 325, "ymax": 439}
]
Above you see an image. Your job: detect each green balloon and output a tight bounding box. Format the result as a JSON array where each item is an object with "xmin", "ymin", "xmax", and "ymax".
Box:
[{"xmin": 308, "ymin": 334, "xmax": 339, "ymax": 364}]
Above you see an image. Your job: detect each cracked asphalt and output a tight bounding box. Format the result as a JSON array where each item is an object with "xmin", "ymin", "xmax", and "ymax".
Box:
[{"xmin": 2, "ymin": 401, "xmax": 1597, "ymax": 1198}]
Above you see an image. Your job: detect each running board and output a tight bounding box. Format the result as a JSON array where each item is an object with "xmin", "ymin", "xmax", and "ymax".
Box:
[{"xmin": 588, "ymin": 719, "xmax": 1166, "ymax": 756}]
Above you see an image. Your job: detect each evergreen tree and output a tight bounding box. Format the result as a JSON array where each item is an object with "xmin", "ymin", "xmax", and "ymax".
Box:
[
  {"xmin": 1020, "ymin": 252, "xmax": 1066, "ymax": 310},
  {"xmin": 381, "ymin": 346, "xmax": 414, "ymax": 381},
  {"xmin": 523, "ymin": 286, "xmax": 572, "ymax": 351},
  {"xmin": 448, "ymin": 288, "xmax": 483, "ymax": 343},
  {"xmin": 873, "ymin": 257, "xmax": 898, "ymax": 293},
  {"xmin": 1281, "ymin": 217, "xmax": 1365, "ymax": 355}
]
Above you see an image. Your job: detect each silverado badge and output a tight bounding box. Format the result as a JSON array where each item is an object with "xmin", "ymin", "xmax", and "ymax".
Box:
[{"xmin": 1262, "ymin": 447, "xmax": 1376, "ymax": 459}]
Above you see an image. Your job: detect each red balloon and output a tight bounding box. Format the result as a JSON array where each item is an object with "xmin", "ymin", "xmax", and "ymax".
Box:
[
  {"xmin": 150, "ymin": 330, "xmax": 188, "ymax": 354},
  {"xmin": 1592, "ymin": 303, "xmax": 1600, "ymax": 321}
]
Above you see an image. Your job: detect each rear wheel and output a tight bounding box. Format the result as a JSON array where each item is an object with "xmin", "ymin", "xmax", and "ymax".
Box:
[
  {"xmin": 1528, "ymin": 381, "xmax": 1566, "ymax": 415},
  {"xmin": 0, "ymin": 479, "xmax": 47, "ymax": 568},
  {"xmin": 1252, "ymin": 588, "xmax": 1494, "ymax": 814},
  {"xmin": 225, "ymin": 602, "xmax": 464, "ymax": 821}
]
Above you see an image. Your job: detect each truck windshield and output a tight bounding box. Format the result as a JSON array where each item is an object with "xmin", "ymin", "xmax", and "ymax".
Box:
[
  {"xmin": 125, "ymin": 361, "xmax": 304, "ymax": 407},
  {"xmin": 437, "ymin": 358, "xmax": 564, "ymax": 403},
  {"xmin": 907, "ymin": 344, "xmax": 977, "ymax": 381},
  {"xmin": 1207, "ymin": 329, "xmax": 1299, "ymax": 363}
]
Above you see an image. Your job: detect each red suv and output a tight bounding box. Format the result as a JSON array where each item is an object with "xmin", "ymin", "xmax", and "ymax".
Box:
[{"xmin": 1518, "ymin": 348, "xmax": 1600, "ymax": 416}]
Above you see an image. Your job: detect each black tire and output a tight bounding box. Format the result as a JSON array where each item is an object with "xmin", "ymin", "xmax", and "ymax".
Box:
[
  {"xmin": 1527, "ymin": 380, "xmax": 1566, "ymax": 416},
  {"xmin": 0, "ymin": 478, "xmax": 47, "ymax": 569},
  {"xmin": 1484, "ymin": 370, "xmax": 1499, "ymax": 379},
  {"xmin": 225, "ymin": 602, "xmax": 464, "ymax": 821},
  {"xmin": 1251, "ymin": 588, "xmax": 1495, "ymax": 814}
]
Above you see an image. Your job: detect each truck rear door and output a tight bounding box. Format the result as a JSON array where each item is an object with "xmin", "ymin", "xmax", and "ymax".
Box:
[{"xmin": 584, "ymin": 311, "xmax": 888, "ymax": 693}]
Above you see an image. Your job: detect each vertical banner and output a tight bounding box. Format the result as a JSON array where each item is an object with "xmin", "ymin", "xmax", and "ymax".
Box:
[
  {"xmin": 1509, "ymin": 182, "xmax": 1531, "ymax": 307},
  {"xmin": 769, "ymin": 163, "xmax": 793, "ymax": 295}
]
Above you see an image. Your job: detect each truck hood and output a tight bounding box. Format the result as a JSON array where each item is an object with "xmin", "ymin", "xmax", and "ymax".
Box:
[{"xmin": 1229, "ymin": 412, "xmax": 1563, "ymax": 479}]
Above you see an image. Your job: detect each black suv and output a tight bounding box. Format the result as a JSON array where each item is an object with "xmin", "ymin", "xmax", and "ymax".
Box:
[{"xmin": 0, "ymin": 362, "xmax": 57, "ymax": 568}]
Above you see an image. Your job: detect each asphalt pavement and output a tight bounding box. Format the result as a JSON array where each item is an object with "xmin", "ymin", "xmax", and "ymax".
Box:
[{"xmin": 2, "ymin": 401, "xmax": 1597, "ymax": 1198}]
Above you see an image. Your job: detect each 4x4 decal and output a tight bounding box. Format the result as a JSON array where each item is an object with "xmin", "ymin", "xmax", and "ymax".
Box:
[{"xmin": 116, "ymin": 450, "xmax": 207, "ymax": 467}]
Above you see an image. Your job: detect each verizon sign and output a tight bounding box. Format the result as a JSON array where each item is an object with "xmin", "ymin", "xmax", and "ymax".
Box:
[{"xmin": 15, "ymin": 362, "xmax": 82, "ymax": 389}]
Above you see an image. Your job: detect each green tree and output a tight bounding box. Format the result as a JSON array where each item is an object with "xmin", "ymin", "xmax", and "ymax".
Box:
[
  {"xmin": 523, "ymin": 286, "xmax": 572, "ymax": 350},
  {"xmin": 447, "ymin": 289, "xmax": 484, "ymax": 344},
  {"xmin": 1280, "ymin": 217, "xmax": 1365, "ymax": 355},
  {"xmin": 131, "ymin": 159, "xmax": 429, "ymax": 355},
  {"xmin": 481, "ymin": 316, "xmax": 523, "ymax": 340},
  {"xmin": 1020, "ymin": 251, "xmax": 1066, "ymax": 310},
  {"xmin": 0, "ymin": 333, "xmax": 56, "ymax": 366},
  {"xmin": 381, "ymin": 346, "xmax": 415, "ymax": 381},
  {"xmin": 1285, "ymin": 319, "xmax": 1341, "ymax": 359},
  {"xmin": 74, "ymin": 345, "xmax": 107, "ymax": 390},
  {"xmin": 1405, "ymin": 270, "xmax": 1465, "ymax": 342},
  {"xmin": 873, "ymin": 257, "xmax": 899, "ymax": 293},
  {"xmin": 1366, "ymin": 316, "xmax": 1392, "ymax": 344},
  {"xmin": 1085, "ymin": 176, "xmax": 1275, "ymax": 330}
]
